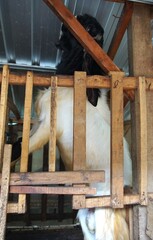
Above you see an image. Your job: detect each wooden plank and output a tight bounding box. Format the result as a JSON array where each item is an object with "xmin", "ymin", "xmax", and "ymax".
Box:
[
  {"xmin": 8, "ymin": 186, "xmax": 96, "ymax": 195},
  {"xmin": 108, "ymin": 2, "xmax": 133, "ymax": 60},
  {"xmin": 18, "ymin": 71, "xmax": 33, "ymax": 214},
  {"xmin": 49, "ymin": 76, "xmax": 57, "ymax": 171},
  {"xmin": 73, "ymin": 193, "xmax": 153, "ymax": 209},
  {"xmin": 128, "ymin": 4, "xmax": 153, "ymax": 240},
  {"xmin": 7, "ymin": 203, "xmax": 18, "ymax": 214},
  {"xmin": 73, "ymin": 71, "xmax": 87, "ymax": 209},
  {"xmin": 146, "ymin": 198, "xmax": 153, "ymax": 239},
  {"xmin": 0, "ymin": 65, "xmax": 9, "ymax": 169},
  {"xmin": 0, "ymin": 144, "xmax": 12, "ymax": 240},
  {"xmin": 43, "ymin": 0, "xmax": 120, "ymax": 73},
  {"xmin": 0, "ymin": 170, "xmax": 105, "ymax": 185},
  {"xmin": 73, "ymin": 71, "xmax": 86, "ymax": 170},
  {"xmin": 2, "ymin": 71, "xmax": 153, "ymax": 90},
  {"xmin": 110, "ymin": 71, "xmax": 124, "ymax": 208},
  {"xmin": 137, "ymin": 77, "xmax": 148, "ymax": 205}
]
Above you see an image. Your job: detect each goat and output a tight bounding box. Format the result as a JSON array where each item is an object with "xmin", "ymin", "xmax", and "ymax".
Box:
[
  {"xmin": 56, "ymin": 14, "xmax": 105, "ymax": 107},
  {"xmin": 12, "ymin": 14, "xmax": 132, "ymax": 239},
  {"xmin": 28, "ymin": 86, "xmax": 132, "ymax": 240},
  {"xmin": 11, "ymin": 13, "xmax": 104, "ymax": 162}
]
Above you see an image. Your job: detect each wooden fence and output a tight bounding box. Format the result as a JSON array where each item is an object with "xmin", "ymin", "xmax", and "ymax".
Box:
[{"xmin": 0, "ymin": 64, "xmax": 152, "ymax": 238}]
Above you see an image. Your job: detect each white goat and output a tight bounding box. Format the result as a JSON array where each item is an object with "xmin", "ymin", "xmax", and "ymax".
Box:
[{"xmin": 28, "ymin": 87, "xmax": 132, "ymax": 240}]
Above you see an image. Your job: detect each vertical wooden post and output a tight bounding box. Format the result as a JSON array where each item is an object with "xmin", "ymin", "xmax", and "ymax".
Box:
[
  {"xmin": 18, "ymin": 71, "xmax": 33, "ymax": 213},
  {"xmin": 49, "ymin": 76, "xmax": 57, "ymax": 172},
  {"xmin": 72, "ymin": 71, "xmax": 86, "ymax": 209},
  {"xmin": 128, "ymin": 4, "xmax": 153, "ymax": 239},
  {"xmin": 0, "ymin": 65, "xmax": 9, "ymax": 169},
  {"xmin": 0, "ymin": 144, "xmax": 12, "ymax": 240},
  {"xmin": 137, "ymin": 77, "xmax": 148, "ymax": 205},
  {"xmin": 110, "ymin": 71, "xmax": 124, "ymax": 208}
]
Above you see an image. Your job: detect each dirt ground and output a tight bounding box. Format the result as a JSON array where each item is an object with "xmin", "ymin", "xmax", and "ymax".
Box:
[{"xmin": 6, "ymin": 227, "xmax": 84, "ymax": 240}]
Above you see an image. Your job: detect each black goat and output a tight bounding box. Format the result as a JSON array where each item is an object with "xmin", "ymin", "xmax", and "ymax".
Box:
[
  {"xmin": 11, "ymin": 14, "xmax": 104, "ymax": 161},
  {"xmin": 56, "ymin": 13, "xmax": 105, "ymax": 107}
]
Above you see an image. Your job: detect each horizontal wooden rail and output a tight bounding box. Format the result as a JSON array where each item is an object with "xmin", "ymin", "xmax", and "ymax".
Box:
[
  {"xmin": 73, "ymin": 193, "xmax": 153, "ymax": 209},
  {"xmin": 0, "ymin": 171, "xmax": 105, "ymax": 186},
  {"xmin": 8, "ymin": 186, "xmax": 96, "ymax": 195},
  {"xmin": 1, "ymin": 71, "xmax": 153, "ymax": 90}
]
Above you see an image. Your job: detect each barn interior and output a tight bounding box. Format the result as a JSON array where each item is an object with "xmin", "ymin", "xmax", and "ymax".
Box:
[{"xmin": 0, "ymin": 0, "xmax": 153, "ymax": 240}]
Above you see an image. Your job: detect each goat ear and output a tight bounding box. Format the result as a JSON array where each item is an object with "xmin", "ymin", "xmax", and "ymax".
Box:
[{"xmin": 86, "ymin": 88, "xmax": 99, "ymax": 107}]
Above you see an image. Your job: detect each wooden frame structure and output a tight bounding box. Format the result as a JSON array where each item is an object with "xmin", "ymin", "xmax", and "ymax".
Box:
[
  {"xmin": 0, "ymin": 66, "xmax": 151, "ymax": 238},
  {"xmin": 0, "ymin": 1, "xmax": 153, "ymax": 240},
  {"xmin": 0, "ymin": 66, "xmax": 151, "ymax": 206}
]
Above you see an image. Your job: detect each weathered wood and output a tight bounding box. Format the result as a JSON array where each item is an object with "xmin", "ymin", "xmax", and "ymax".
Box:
[
  {"xmin": 146, "ymin": 198, "xmax": 153, "ymax": 239},
  {"xmin": 73, "ymin": 71, "xmax": 87, "ymax": 209},
  {"xmin": 7, "ymin": 203, "xmax": 18, "ymax": 214},
  {"xmin": 128, "ymin": 4, "xmax": 153, "ymax": 240},
  {"xmin": 73, "ymin": 72, "xmax": 86, "ymax": 170},
  {"xmin": 0, "ymin": 65, "xmax": 9, "ymax": 169},
  {"xmin": 108, "ymin": 2, "xmax": 133, "ymax": 60},
  {"xmin": 8, "ymin": 186, "xmax": 96, "ymax": 195},
  {"xmin": 43, "ymin": 0, "xmax": 120, "ymax": 74},
  {"xmin": 2, "ymin": 71, "xmax": 153, "ymax": 90},
  {"xmin": 49, "ymin": 76, "xmax": 57, "ymax": 171},
  {"xmin": 18, "ymin": 71, "xmax": 33, "ymax": 214},
  {"xmin": 137, "ymin": 77, "xmax": 148, "ymax": 205},
  {"xmin": 110, "ymin": 71, "xmax": 124, "ymax": 208},
  {"xmin": 0, "ymin": 144, "xmax": 12, "ymax": 240},
  {"xmin": 0, "ymin": 171, "xmax": 105, "ymax": 185}
]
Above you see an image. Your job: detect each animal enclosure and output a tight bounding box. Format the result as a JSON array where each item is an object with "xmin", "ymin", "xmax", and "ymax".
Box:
[
  {"xmin": 0, "ymin": 0, "xmax": 153, "ymax": 239},
  {"xmin": 0, "ymin": 65, "xmax": 152, "ymax": 239}
]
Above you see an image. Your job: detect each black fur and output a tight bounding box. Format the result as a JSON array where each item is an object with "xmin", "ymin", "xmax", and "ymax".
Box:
[{"xmin": 56, "ymin": 14, "xmax": 105, "ymax": 106}]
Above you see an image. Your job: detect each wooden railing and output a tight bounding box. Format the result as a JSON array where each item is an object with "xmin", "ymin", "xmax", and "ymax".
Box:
[{"xmin": 0, "ymin": 65, "xmax": 151, "ymax": 237}]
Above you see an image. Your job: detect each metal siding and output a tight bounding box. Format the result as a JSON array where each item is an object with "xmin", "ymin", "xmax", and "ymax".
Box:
[{"xmin": 0, "ymin": 0, "xmax": 128, "ymax": 72}]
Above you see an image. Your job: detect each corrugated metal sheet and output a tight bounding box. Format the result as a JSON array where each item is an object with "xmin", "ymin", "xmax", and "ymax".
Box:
[
  {"xmin": 0, "ymin": 0, "xmax": 127, "ymax": 72},
  {"xmin": 0, "ymin": 0, "xmax": 131, "ymax": 118}
]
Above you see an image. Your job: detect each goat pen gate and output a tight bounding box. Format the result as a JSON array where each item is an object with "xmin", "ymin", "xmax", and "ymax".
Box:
[{"xmin": 0, "ymin": 64, "xmax": 151, "ymax": 239}]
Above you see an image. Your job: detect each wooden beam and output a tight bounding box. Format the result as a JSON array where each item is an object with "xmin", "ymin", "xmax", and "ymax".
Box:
[
  {"xmin": 108, "ymin": 2, "xmax": 133, "ymax": 60},
  {"xmin": 0, "ymin": 145, "xmax": 12, "ymax": 240},
  {"xmin": 0, "ymin": 66, "xmax": 9, "ymax": 169},
  {"xmin": 18, "ymin": 71, "xmax": 33, "ymax": 214},
  {"xmin": 1, "ymin": 70, "xmax": 153, "ymax": 90},
  {"xmin": 137, "ymin": 77, "xmax": 148, "ymax": 205},
  {"xmin": 128, "ymin": 4, "xmax": 153, "ymax": 239},
  {"xmin": 43, "ymin": 0, "xmax": 120, "ymax": 73},
  {"xmin": 110, "ymin": 71, "xmax": 124, "ymax": 208},
  {"xmin": 73, "ymin": 71, "xmax": 87, "ymax": 209},
  {"xmin": 73, "ymin": 71, "xmax": 86, "ymax": 171},
  {"xmin": 49, "ymin": 76, "xmax": 57, "ymax": 171},
  {"xmin": 8, "ymin": 186, "xmax": 96, "ymax": 195},
  {"xmin": 0, "ymin": 171, "xmax": 105, "ymax": 185}
]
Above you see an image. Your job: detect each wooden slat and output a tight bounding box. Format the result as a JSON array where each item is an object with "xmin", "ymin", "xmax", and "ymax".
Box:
[
  {"xmin": 110, "ymin": 71, "xmax": 124, "ymax": 208},
  {"xmin": 73, "ymin": 71, "xmax": 86, "ymax": 170},
  {"xmin": 137, "ymin": 77, "xmax": 148, "ymax": 205},
  {"xmin": 0, "ymin": 171, "xmax": 105, "ymax": 185},
  {"xmin": 0, "ymin": 65, "xmax": 9, "ymax": 169},
  {"xmin": 18, "ymin": 71, "xmax": 33, "ymax": 213},
  {"xmin": 0, "ymin": 144, "xmax": 12, "ymax": 240},
  {"xmin": 128, "ymin": 5, "xmax": 152, "ymax": 239},
  {"xmin": 73, "ymin": 71, "xmax": 87, "ymax": 209},
  {"xmin": 43, "ymin": 0, "xmax": 120, "ymax": 73},
  {"xmin": 2, "ymin": 71, "xmax": 153, "ymax": 90},
  {"xmin": 84, "ymin": 194, "xmax": 140, "ymax": 209},
  {"xmin": 7, "ymin": 203, "xmax": 18, "ymax": 214},
  {"xmin": 49, "ymin": 76, "xmax": 57, "ymax": 171},
  {"xmin": 107, "ymin": 2, "xmax": 133, "ymax": 60},
  {"xmin": 8, "ymin": 186, "xmax": 96, "ymax": 195}
]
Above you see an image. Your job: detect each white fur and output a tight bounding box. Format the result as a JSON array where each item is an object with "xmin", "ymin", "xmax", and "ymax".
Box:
[{"xmin": 29, "ymin": 87, "xmax": 132, "ymax": 240}]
